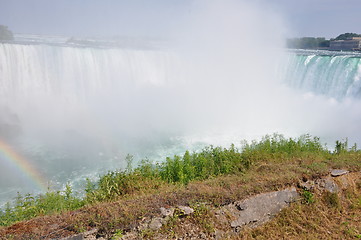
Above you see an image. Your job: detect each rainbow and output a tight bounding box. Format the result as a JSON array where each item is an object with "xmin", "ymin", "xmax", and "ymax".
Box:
[{"xmin": 0, "ymin": 139, "xmax": 47, "ymax": 191}]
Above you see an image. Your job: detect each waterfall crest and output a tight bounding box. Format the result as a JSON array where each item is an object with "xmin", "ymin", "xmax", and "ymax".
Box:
[{"xmin": 282, "ymin": 50, "xmax": 361, "ymax": 99}]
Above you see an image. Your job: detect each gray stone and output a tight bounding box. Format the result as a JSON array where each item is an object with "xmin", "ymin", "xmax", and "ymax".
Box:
[
  {"xmin": 331, "ymin": 169, "xmax": 349, "ymax": 177},
  {"xmin": 83, "ymin": 229, "xmax": 98, "ymax": 240},
  {"xmin": 235, "ymin": 202, "xmax": 247, "ymax": 211},
  {"xmin": 224, "ymin": 187, "xmax": 299, "ymax": 228},
  {"xmin": 299, "ymin": 180, "xmax": 315, "ymax": 191},
  {"xmin": 84, "ymin": 235, "xmax": 97, "ymax": 240},
  {"xmin": 60, "ymin": 234, "xmax": 83, "ymax": 240},
  {"xmin": 316, "ymin": 178, "xmax": 339, "ymax": 193},
  {"xmin": 148, "ymin": 217, "xmax": 164, "ymax": 230},
  {"xmin": 198, "ymin": 232, "xmax": 207, "ymax": 239},
  {"xmin": 160, "ymin": 207, "xmax": 175, "ymax": 217},
  {"xmin": 177, "ymin": 206, "xmax": 194, "ymax": 215},
  {"xmin": 215, "ymin": 229, "xmax": 225, "ymax": 240}
]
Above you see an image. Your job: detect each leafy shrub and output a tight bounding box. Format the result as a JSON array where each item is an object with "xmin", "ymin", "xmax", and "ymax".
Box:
[
  {"xmin": 0, "ymin": 25, "xmax": 14, "ymax": 41},
  {"xmin": 158, "ymin": 145, "xmax": 244, "ymax": 184},
  {"xmin": 240, "ymin": 133, "xmax": 329, "ymax": 163},
  {"xmin": 0, "ymin": 184, "xmax": 84, "ymax": 226}
]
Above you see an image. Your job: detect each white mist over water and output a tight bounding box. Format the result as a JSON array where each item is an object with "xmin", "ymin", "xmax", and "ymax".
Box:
[
  {"xmin": 0, "ymin": 0, "xmax": 361, "ymax": 203},
  {"xmin": 167, "ymin": 0, "xmax": 287, "ymax": 135}
]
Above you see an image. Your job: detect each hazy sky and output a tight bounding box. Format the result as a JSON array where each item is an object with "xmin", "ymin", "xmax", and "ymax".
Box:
[{"xmin": 0, "ymin": 0, "xmax": 360, "ymax": 38}]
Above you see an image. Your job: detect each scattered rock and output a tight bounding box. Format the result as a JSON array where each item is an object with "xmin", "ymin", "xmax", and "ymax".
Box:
[
  {"xmin": 177, "ymin": 206, "xmax": 194, "ymax": 216},
  {"xmin": 316, "ymin": 178, "xmax": 339, "ymax": 193},
  {"xmin": 148, "ymin": 217, "xmax": 164, "ymax": 230},
  {"xmin": 138, "ymin": 215, "xmax": 168, "ymax": 232},
  {"xmin": 219, "ymin": 187, "xmax": 299, "ymax": 229},
  {"xmin": 135, "ymin": 207, "xmax": 177, "ymax": 233},
  {"xmin": 214, "ymin": 229, "xmax": 225, "ymax": 240},
  {"xmin": 300, "ymin": 176, "xmax": 341, "ymax": 193},
  {"xmin": 331, "ymin": 169, "xmax": 349, "ymax": 177},
  {"xmin": 298, "ymin": 180, "xmax": 315, "ymax": 191},
  {"xmin": 60, "ymin": 234, "xmax": 83, "ymax": 240},
  {"xmin": 160, "ymin": 207, "xmax": 175, "ymax": 217},
  {"xmin": 198, "ymin": 232, "xmax": 207, "ymax": 239}
]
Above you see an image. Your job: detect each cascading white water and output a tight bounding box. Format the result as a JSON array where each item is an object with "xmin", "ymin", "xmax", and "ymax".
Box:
[
  {"xmin": 282, "ymin": 50, "xmax": 361, "ymax": 99},
  {"xmin": 0, "ymin": 43, "xmax": 175, "ymax": 100}
]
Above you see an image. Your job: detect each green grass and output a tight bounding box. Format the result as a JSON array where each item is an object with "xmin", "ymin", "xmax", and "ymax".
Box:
[
  {"xmin": 0, "ymin": 133, "xmax": 360, "ymax": 227},
  {"xmin": 0, "ymin": 184, "xmax": 84, "ymax": 226}
]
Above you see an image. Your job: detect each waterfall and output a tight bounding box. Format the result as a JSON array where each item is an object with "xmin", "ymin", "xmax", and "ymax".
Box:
[
  {"xmin": 282, "ymin": 50, "xmax": 361, "ymax": 99},
  {"xmin": 0, "ymin": 43, "xmax": 175, "ymax": 101},
  {"xmin": 2, "ymin": 44, "xmax": 360, "ymax": 103}
]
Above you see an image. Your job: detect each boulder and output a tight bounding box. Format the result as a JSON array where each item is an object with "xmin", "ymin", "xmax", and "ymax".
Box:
[
  {"xmin": 218, "ymin": 187, "xmax": 299, "ymax": 229},
  {"xmin": 177, "ymin": 206, "xmax": 194, "ymax": 216},
  {"xmin": 316, "ymin": 178, "xmax": 339, "ymax": 193},
  {"xmin": 148, "ymin": 217, "xmax": 164, "ymax": 230},
  {"xmin": 160, "ymin": 207, "xmax": 175, "ymax": 217},
  {"xmin": 331, "ymin": 169, "xmax": 349, "ymax": 177}
]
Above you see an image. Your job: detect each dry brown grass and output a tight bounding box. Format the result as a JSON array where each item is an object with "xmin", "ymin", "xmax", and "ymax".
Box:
[
  {"xmin": 240, "ymin": 177, "xmax": 361, "ymax": 240},
  {"xmin": 150, "ymin": 173, "xmax": 361, "ymax": 240}
]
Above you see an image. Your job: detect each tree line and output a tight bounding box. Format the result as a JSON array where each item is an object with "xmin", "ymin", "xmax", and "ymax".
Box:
[
  {"xmin": 287, "ymin": 33, "xmax": 361, "ymax": 50},
  {"xmin": 0, "ymin": 25, "xmax": 14, "ymax": 41}
]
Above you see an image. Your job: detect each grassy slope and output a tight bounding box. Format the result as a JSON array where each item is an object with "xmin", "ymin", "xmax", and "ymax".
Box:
[{"xmin": 0, "ymin": 134, "xmax": 360, "ymax": 239}]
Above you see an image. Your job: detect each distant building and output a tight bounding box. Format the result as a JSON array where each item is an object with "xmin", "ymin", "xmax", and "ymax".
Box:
[{"xmin": 329, "ymin": 37, "xmax": 361, "ymax": 51}]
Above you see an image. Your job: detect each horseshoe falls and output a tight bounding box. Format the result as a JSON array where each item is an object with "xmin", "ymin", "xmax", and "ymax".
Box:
[
  {"xmin": 282, "ymin": 50, "xmax": 361, "ymax": 99},
  {"xmin": 1, "ymin": 40, "xmax": 361, "ymax": 205}
]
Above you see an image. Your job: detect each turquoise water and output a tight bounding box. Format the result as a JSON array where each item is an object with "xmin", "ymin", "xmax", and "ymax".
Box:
[{"xmin": 282, "ymin": 50, "xmax": 361, "ymax": 99}]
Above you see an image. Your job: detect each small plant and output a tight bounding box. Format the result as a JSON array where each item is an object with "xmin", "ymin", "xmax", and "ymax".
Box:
[
  {"xmin": 301, "ymin": 190, "xmax": 315, "ymax": 204},
  {"xmin": 335, "ymin": 139, "xmax": 348, "ymax": 154},
  {"xmin": 139, "ymin": 228, "xmax": 156, "ymax": 239},
  {"xmin": 112, "ymin": 229, "xmax": 124, "ymax": 239},
  {"xmin": 125, "ymin": 154, "xmax": 134, "ymax": 173},
  {"xmin": 190, "ymin": 202, "xmax": 214, "ymax": 234},
  {"xmin": 74, "ymin": 223, "xmax": 86, "ymax": 233}
]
